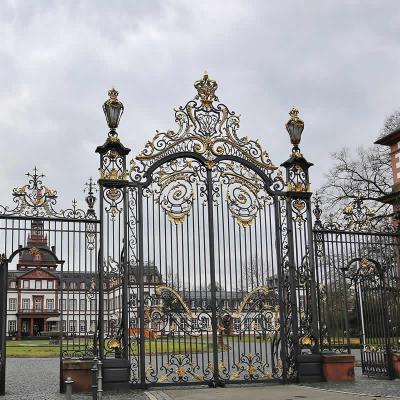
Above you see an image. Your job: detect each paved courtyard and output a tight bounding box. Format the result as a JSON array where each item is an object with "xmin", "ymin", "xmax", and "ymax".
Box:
[{"xmin": 3, "ymin": 358, "xmax": 400, "ymax": 399}]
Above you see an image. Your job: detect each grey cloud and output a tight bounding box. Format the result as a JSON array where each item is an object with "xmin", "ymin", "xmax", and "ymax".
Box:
[{"xmin": 0, "ymin": 0, "xmax": 399, "ymax": 209}]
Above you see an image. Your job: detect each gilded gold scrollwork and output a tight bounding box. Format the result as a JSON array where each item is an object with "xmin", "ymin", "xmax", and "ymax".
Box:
[
  {"xmin": 148, "ymin": 159, "xmax": 205, "ymax": 225},
  {"xmin": 218, "ymin": 162, "xmax": 271, "ymax": 227},
  {"xmin": 131, "ymin": 73, "xmax": 277, "ymax": 183}
]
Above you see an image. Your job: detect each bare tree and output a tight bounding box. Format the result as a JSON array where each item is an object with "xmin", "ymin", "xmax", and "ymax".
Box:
[
  {"xmin": 241, "ymin": 257, "xmax": 271, "ymax": 291},
  {"xmin": 319, "ymin": 145, "xmax": 392, "ymax": 217},
  {"xmin": 378, "ymin": 109, "xmax": 400, "ymax": 139}
]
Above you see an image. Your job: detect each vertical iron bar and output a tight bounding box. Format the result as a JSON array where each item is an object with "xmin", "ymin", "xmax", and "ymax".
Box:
[
  {"xmin": 304, "ymin": 200, "xmax": 320, "ymax": 353},
  {"xmin": 381, "ymin": 271, "xmax": 394, "ymax": 379},
  {"xmin": 0, "ymin": 259, "xmax": 7, "ymax": 396},
  {"xmin": 137, "ymin": 187, "xmax": 146, "ymax": 387},
  {"xmin": 98, "ymin": 186, "xmax": 105, "ymax": 360},
  {"xmin": 206, "ymin": 168, "xmax": 220, "ymax": 386},
  {"xmin": 122, "ymin": 186, "xmax": 129, "ymax": 359}
]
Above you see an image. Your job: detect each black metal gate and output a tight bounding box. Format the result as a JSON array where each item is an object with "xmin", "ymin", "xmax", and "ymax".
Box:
[
  {"xmin": 0, "ymin": 169, "xmax": 100, "ymax": 395},
  {"xmin": 97, "ymin": 75, "xmax": 319, "ymax": 387},
  {"xmin": 6, "ymin": 74, "xmax": 392, "ymax": 394},
  {"xmin": 314, "ymin": 198, "xmax": 400, "ymax": 379}
]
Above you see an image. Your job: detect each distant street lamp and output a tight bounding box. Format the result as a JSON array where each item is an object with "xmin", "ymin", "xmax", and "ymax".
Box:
[
  {"xmin": 285, "ymin": 107, "xmax": 304, "ymax": 150},
  {"xmin": 103, "ymin": 88, "xmax": 124, "ymax": 135}
]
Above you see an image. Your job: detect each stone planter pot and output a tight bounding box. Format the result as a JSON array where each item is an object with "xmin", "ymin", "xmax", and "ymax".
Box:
[
  {"xmin": 297, "ymin": 354, "xmax": 323, "ymax": 383},
  {"xmin": 392, "ymin": 352, "xmax": 400, "ymax": 378},
  {"xmin": 62, "ymin": 359, "xmax": 95, "ymax": 393},
  {"xmin": 322, "ymin": 354, "xmax": 355, "ymax": 382}
]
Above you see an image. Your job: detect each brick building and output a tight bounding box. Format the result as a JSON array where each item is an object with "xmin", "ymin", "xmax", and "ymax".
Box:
[{"xmin": 375, "ymin": 127, "xmax": 400, "ymax": 217}]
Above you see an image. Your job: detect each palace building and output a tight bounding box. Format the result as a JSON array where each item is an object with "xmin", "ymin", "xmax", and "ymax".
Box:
[
  {"xmin": 6, "ymin": 221, "xmax": 280, "ymax": 340},
  {"xmin": 6, "ymin": 221, "xmax": 97, "ymax": 338}
]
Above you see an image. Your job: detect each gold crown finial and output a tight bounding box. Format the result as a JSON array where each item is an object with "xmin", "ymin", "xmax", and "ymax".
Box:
[
  {"xmin": 289, "ymin": 107, "xmax": 299, "ymax": 120},
  {"xmin": 194, "ymin": 72, "xmax": 218, "ymax": 107},
  {"xmin": 108, "ymin": 88, "xmax": 119, "ymax": 100}
]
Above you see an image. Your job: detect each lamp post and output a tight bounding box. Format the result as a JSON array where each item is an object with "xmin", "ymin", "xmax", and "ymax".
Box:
[
  {"xmin": 285, "ymin": 107, "xmax": 304, "ymax": 152},
  {"xmin": 96, "ymin": 89, "xmax": 130, "ymax": 361},
  {"xmin": 102, "ymin": 88, "xmax": 124, "ymax": 136},
  {"xmin": 281, "ymin": 107, "xmax": 320, "ymax": 358}
]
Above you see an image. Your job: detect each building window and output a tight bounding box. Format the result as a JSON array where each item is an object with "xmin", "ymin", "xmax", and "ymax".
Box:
[
  {"xmin": 234, "ymin": 318, "xmax": 241, "ymax": 331},
  {"xmin": 129, "ymin": 293, "xmax": 136, "ymax": 307},
  {"xmin": 9, "ymin": 281, "xmax": 16, "ymax": 289},
  {"xmin": 35, "ymin": 280, "xmax": 42, "ymax": 290},
  {"xmin": 34, "ymin": 298, "xmax": 42, "ymax": 311},
  {"xmin": 200, "ymin": 316, "xmax": 209, "ymax": 328},
  {"xmin": 80, "ymin": 282, "xmax": 85, "ymax": 290},
  {"xmin": 59, "ymin": 299, "xmax": 67, "ymax": 311},
  {"xmin": 8, "ymin": 320, "xmax": 16, "ymax": 335},
  {"xmin": 62, "ymin": 320, "xmax": 66, "ymax": 332},
  {"xmin": 79, "ymin": 299, "xmax": 86, "ymax": 311},
  {"xmin": 22, "ymin": 299, "xmax": 30, "ymax": 309},
  {"xmin": 46, "ymin": 299, "xmax": 54, "ymax": 310},
  {"xmin": 191, "ymin": 318, "xmax": 198, "ymax": 329},
  {"xmin": 69, "ymin": 299, "xmax": 77, "ymax": 310},
  {"xmin": 90, "ymin": 320, "xmax": 97, "ymax": 333},
  {"xmin": 30, "ymin": 280, "xmax": 35, "ymax": 288},
  {"xmin": 9, "ymin": 298, "xmax": 16, "ymax": 311},
  {"xmin": 90, "ymin": 299, "xmax": 96, "ymax": 310},
  {"xmin": 23, "ymin": 280, "xmax": 29, "ymax": 289},
  {"xmin": 79, "ymin": 320, "xmax": 86, "ymax": 333},
  {"xmin": 48, "ymin": 280, "xmax": 54, "ymax": 289},
  {"xmin": 69, "ymin": 320, "xmax": 76, "ymax": 332},
  {"xmin": 70, "ymin": 282, "xmax": 77, "ymax": 290}
]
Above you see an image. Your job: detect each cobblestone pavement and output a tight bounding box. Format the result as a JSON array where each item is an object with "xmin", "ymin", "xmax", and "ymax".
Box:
[
  {"xmin": 4, "ymin": 359, "xmax": 400, "ymax": 399},
  {"xmin": 301, "ymin": 367, "xmax": 400, "ymax": 399},
  {"xmin": 4, "ymin": 358, "xmax": 147, "ymax": 400}
]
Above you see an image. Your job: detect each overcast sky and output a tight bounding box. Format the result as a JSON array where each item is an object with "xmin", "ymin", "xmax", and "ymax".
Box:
[{"xmin": 1, "ymin": 0, "xmax": 399, "ymax": 210}]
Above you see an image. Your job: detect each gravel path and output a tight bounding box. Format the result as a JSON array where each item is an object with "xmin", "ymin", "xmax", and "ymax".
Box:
[{"xmin": 4, "ymin": 358, "xmax": 146, "ymax": 400}]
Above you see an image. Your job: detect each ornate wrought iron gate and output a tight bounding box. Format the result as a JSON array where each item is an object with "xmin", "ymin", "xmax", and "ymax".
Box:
[
  {"xmin": 0, "ymin": 169, "xmax": 99, "ymax": 394},
  {"xmin": 98, "ymin": 74, "xmax": 319, "ymax": 387},
  {"xmin": 314, "ymin": 198, "xmax": 400, "ymax": 379}
]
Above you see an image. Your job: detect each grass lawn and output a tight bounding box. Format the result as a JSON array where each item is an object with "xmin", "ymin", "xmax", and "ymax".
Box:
[
  {"xmin": 6, "ymin": 336, "xmax": 271, "ymax": 358},
  {"xmin": 7, "ymin": 336, "xmax": 377, "ymax": 357},
  {"xmin": 6, "ymin": 339, "xmax": 91, "ymax": 358},
  {"xmin": 6, "ymin": 345, "xmax": 59, "ymax": 357}
]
